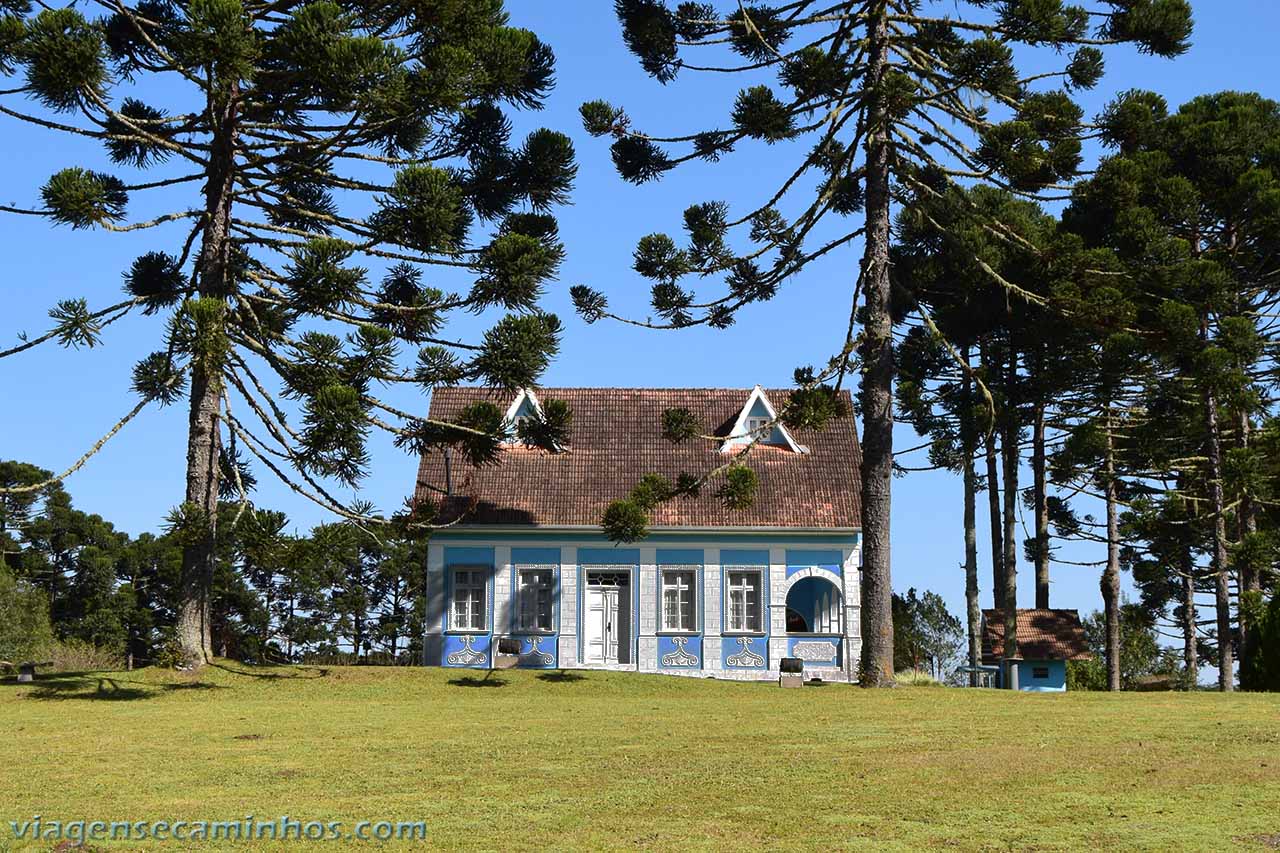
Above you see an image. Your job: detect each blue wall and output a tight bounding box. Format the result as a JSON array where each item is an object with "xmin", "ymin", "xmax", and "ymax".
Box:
[
  {"xmin": 441, "ymin": 547, "xmax": 496, "ymax": 668},
  {"xmin": 1020, "ymin": 659, "xmax": 1067, "ymax": 692},
  {"xmin": 508, "ymin": 547, "xmax": 561, "ymax": 668},
  {"xmin": 785, "ymin": 549, "xmax": 844, "ymax": 578},
  {"xmin": 429, "ymin": 535, "xmax": 861, "ymax": 675}
]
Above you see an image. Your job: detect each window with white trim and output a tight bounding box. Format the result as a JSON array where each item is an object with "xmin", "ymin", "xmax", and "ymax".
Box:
[
  {"xmin": 517, "ymin": 567, "xmax": 554, "ymax": 632},
  {"xmin": 745, "ymin": 416, "xmax": 770, "ymax": 435},
  {"xmin": 451, "ymin": 567, "xmax": 487, "ymax": 631},
  {"xmin": 726, "ymin": 570, "xmax": 763, "ymax": 633},
  {"xmin": 660, "ymin": 568, "xmax": 697, "ymax": 632}
]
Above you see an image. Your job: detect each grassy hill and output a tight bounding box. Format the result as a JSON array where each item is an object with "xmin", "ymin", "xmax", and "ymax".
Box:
[{"xmin": 2, "ymin": 664, "xmax": 1278, "ymax": 851}]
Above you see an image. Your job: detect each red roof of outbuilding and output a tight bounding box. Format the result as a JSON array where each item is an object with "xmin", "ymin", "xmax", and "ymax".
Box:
[{"xmin": 981, "ymin": 609, "xmax": 1092, "ymax": 663}]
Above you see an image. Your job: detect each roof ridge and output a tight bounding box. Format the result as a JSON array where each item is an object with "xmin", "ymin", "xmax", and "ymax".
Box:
[{"xmin": 430, "ymin": 386, "xmax": 811, "ymax": 392}]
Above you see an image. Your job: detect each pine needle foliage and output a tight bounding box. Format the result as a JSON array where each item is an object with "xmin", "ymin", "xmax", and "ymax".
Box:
[
  {"xmin": 0, "ymin": 0, "xmax": 577, "ymax": 664},
  {"xmin": 580, "ymin": 0, "xmax": 1192, "ymax": 685}
]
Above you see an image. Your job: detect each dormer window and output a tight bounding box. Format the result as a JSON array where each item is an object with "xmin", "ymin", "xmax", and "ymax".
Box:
[
  {"xmin": 722, "ymin": 385, "xmax": 808, "ymax": 454},
  {"xmin": 503, "ymin": 388, "xmax": 543, "ymax": 445}
]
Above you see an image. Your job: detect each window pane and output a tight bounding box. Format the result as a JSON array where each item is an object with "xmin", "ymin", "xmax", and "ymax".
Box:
[
  {"xmin": 727, "ymin": 571, "xmax": 761, "ymax": 632},
  {"xmin": 518, "ymin": 569, "xmax": 554, "ymax": 631},
  {"xmin": 662, "ymin": 570, "xmax": 696, "ymax": 631},
  {"xmin": 452, "ymin": 569, "xmax": 487, "ymax": 630},
  {"xmin": 537, "ymin": 588, "xmax": 552, "ymax": 630}
]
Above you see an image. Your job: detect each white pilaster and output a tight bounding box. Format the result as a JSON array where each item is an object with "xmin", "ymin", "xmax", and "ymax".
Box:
[
  {"xmin": 704, "ymin": 549, "xmax": 722, "ymax": 635},
  {"xmin": 559, "ymin": 546, "xmax": 578, "ymax": 665},
  {"xmin": 424, "ymin": 543, "xmax": 445, "ymax": 665},
  {"xmin": 768, "ymin": 546, "xmax": 788, "ymax": 636},
  {"xmin": 843, "ymin": 543, "xmax": 862, "ymax": 680},
  {"xmin": 639, "ymin": 546, "xmax": 657, "ymax": 636},
  {"xmin": 493, "ymin": 545, "xmax": 512, "ymax": 635}
]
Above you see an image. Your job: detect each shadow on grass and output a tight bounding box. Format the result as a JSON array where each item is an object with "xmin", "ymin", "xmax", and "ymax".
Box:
[
  {"xmin": 537, "ymin": 670, "xmax": 586, "ymax": 684},
  {"xmin": 6, "ymin": 673, "xmax": 226, "ymax": 702},
  {"xmin": 208, "ymin": 661, "xmax": 331, "ymax": 680},
  {"xmin": 448, "ymin": 671, "xmax": 507, "ymax": 688}
]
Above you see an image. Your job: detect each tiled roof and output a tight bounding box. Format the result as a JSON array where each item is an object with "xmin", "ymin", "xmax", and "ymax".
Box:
[
  {"xmin": 981, "ymin": 609, "xmax": 1092, "ymax": 663},
  {"xmin": 413, "ymin": 387, "xmax": 861, "ymax": 529}
]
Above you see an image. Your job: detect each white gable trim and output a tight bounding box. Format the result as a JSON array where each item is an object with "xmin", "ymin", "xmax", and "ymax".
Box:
[
  {"xmin": 722, "ymin": 385, "xmax": 807, "ymax": 454},
  {"xmin": 503, "ymin": 387, "xmax": 543, "ymax": 424}
]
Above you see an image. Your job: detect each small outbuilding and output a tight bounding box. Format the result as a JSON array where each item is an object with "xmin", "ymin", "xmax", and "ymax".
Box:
[{"xmin": 981, "ymin": 609, "xmax": 1091, "ymax": 692}]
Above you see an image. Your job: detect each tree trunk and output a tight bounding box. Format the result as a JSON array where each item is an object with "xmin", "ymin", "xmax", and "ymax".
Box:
[
  {"xmin": 857, "ymin": 3, "xmax": 895, "ymax": 687},
  {"xmin": 985, "ymin": 430, "xmax": 1004, "ymax": 611},
  {"xmin": 1102, "ymin": 409, "xmax": 1121, "ymax": 691},
  {"xmin": 1032, "ymin": 401, "xmax": 1050, "ymax": 608},
  {"xmin": 960, "ymin": 346, "xmax": 981, "ymax": 686},
  {"xmin": 1237, "ymin": 410, "xmax": 1259, "ymax": 678},
  {"xmin": 999, "ymin": 350, "xmax": 1019, "ymax": 676},
  {"xmin": 1182, "ymin": 550, "xmax": 1197, "ymax": 687},
  {"xmin": 981, "ymin": 343, "xmax": 1005, "ymax": 611},
  {"xmin": 1205, "ymin": 386, "xmax": 1234, "ymax": 691},
  {"xmin": 176, "ymin": 81, "xmax": 240, "ymax": 668}
]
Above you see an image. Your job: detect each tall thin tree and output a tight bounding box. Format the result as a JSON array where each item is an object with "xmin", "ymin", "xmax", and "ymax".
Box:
[
  {"xmin": 574, "ymin": 0, "xmax": 1191, "ymax": 685},
  {"xmin": 0, "ymin": 0, "xmax": 577, "ymax": 665}
]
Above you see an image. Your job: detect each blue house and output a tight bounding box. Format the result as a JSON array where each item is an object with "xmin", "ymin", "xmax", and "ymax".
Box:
[
  {"xmin": 414, "ymin": 386, "xmax": 863, "ymax": 681},
  {"xmin": 981, "ymin": 609, "xmax": 1091, "ymax": 691}
]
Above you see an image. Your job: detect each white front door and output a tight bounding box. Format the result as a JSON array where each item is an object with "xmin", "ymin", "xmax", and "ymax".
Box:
[{"xmin": 585, "ymin": 588, "xmax": 621, "ymax": 664}]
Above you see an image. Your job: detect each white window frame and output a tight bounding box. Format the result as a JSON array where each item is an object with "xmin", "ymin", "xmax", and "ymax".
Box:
[
  {"xmin": 660, "ymin": 568, "xmax": 698, "ymax": 633},
  {"xmin": 745, "ymin": 416, "xmax": 771, "ymax": 435},
  {"xmin": 516, "ymin": 566, "xmax": 555, "ymax": 633},
  {"xmin": 450, "ymin": 566, "xmax": 488, "ymax": 632},
  {"xmin": 725, "ymin": 569, "xmax": 764, "ymax": 634}
]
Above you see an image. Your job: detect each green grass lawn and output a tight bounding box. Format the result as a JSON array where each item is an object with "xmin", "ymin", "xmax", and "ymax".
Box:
[{"xmin": 3, "ymin": 664, "xmax": 1279, "ymax": 851}]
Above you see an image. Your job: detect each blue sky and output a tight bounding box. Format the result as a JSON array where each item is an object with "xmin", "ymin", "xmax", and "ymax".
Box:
[{"xmin": 3, "ymin": 1, "xmax": 1279, "ymax": 635}]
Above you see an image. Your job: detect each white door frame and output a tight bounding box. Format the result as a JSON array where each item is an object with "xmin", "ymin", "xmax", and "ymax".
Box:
[{"xmin": 583, "ymin": 571, "xmax": 631, "ymax": 665}]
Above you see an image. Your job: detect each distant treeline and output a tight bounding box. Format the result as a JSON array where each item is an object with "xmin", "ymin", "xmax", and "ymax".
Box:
[{"xmin": 0, "ymin": 460, "xmax": 425, "ymax": 669}]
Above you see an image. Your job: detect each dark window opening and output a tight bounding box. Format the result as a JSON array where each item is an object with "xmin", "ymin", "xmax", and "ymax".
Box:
[
  {"xmin": 784, "ymin": 576, "xmax": 841, "ymax": 634},
  {"xmin": 1032, "ymin": 666, "xmax": 1050, "ymax": 679}
]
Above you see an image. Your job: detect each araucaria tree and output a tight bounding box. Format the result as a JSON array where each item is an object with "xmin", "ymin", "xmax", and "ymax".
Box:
[
  {"xmin": 0, "ymin": 0, "xmax": 576, "ymax": 666},
  {"xmin": 574, "ymin": 0, "xmax": 1191, "ymax": 685},
  {"xmin": 1063, "ymin": 91, "xmax": 1280, "ymax": 690}
]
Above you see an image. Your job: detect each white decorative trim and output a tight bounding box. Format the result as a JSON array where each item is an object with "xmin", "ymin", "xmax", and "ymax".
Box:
[
  {"xmin": 726, "ymin": 636, "xmax": 765, "ymax": 667},
  {"xmin": 792, "ymin": 640, "xmax": 838, "ymax": 662},
  {"xmin": 777, "ymin": 566, "xmax": 844, "ymax": 596},
  {"xmin": 503, "ymin": 387, "xmax": 543, "ymax": 423},
  {"xmin": 721, "ymin": 385, "xmax": 808, "ymax": 454},
  {"xmin": 520, "ymin": 635, "xmax": 554, "ymax": 666},
  {"xmin": 661, "ymin": 635, "xmax": 699, "ymax": 667},
  {"xmin": 446, "ymin": 635, "xmax": 487, "ymax": 666}
]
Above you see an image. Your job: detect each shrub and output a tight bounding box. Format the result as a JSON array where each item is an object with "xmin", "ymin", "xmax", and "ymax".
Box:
[
  {"xmin": 1067, "ymin": 658, "xmax": 1107, "ymax": 691},
  {"xmin": 150, "ymin": 632, "xmax": 187, "ymax": 670},
  {"xmin": 0, "ymin": 565, "xmax": 54, "ymax": 666},
  {"xmin": 894, "ymin": 668, "xmax": 943, "ymax": 687},
  {"xmin": 45, "ymin": 638, "xmax": 124, "ymax": 672}
]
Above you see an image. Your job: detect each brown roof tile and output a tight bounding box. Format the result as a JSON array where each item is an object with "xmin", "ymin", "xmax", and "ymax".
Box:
[
  {"xmin": 413, "ymin": 387, "xmax": 861, "ymax": 529},
  {"xmin": 981, "ymin": 609, "xmax": 1091, "ymax": 663}
]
